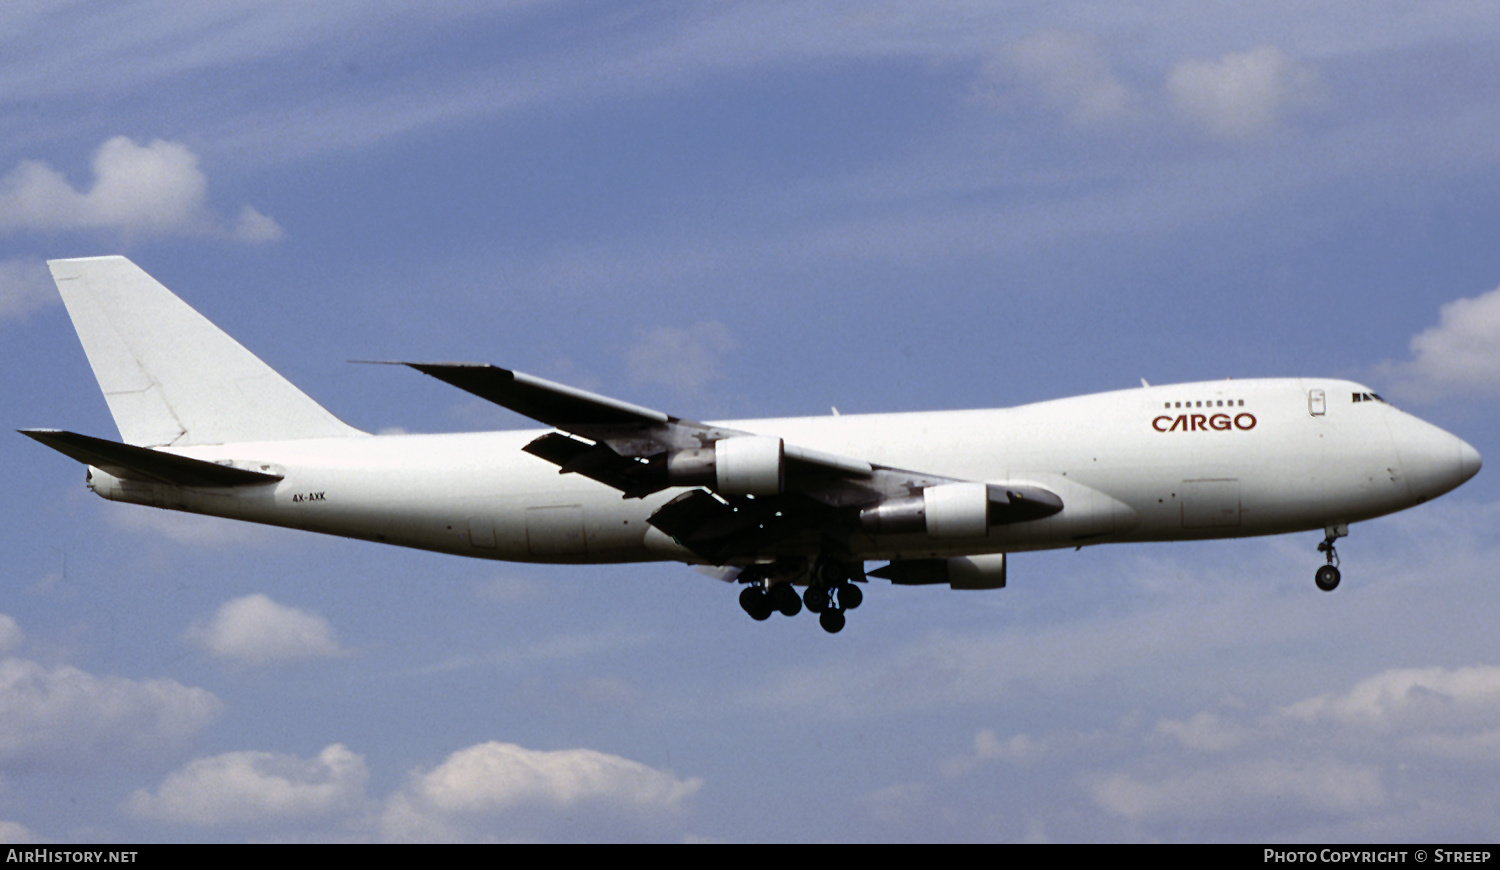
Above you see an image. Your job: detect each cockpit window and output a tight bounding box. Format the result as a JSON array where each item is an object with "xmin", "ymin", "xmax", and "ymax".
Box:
[{"xmin": 1352, "ymin": 392, "xmax": 1388, "ymax": 404}]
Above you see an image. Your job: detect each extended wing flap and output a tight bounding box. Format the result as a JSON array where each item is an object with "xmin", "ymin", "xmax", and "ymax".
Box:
[
  {"xmin": 19, "ymin": 429, "xmax": 283, "ymax": 487},
  {"xmin": 648, "ymin": 489, "xmax": 838, "ymax": 563},
  {"xmin": 522, "ymin": 432, "xmax": 668, "ymax": 497}
]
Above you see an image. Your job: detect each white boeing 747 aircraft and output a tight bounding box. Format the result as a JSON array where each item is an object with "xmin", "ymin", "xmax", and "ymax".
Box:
[{"xmin": 24, "ymin": 257, "xmax": 1481, "ymax": 633}]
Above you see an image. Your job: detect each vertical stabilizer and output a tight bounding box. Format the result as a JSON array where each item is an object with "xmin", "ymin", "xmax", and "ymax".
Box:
[{"xmin": 48, "ymin": 256, "xmax": 365, "ymax": 446}]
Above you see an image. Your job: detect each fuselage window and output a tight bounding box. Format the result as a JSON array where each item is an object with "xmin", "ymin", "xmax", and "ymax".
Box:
[{"xmin": 1165, "ymin": 398, "xmax": 1245, "ymax": 408}]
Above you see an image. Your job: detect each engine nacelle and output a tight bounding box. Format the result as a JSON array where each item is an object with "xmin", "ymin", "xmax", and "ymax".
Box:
[
  {"xmin": 666, "ymin": 436, "xmax": 785, "ymax": 496},
  {"xmin": 858, "ymin": 482, "xmax": 1063, "ymax": 537},
  {"xmin": 870, "ymin": 554, "xmax": 1008, "ymax": 590},
  {"xmin": 924, "ymin": 481, "xmax": 989, "ymax": 538},
  {"xmin": 858, "ymin": 482, "xmax": 987, "ymax": 537}
]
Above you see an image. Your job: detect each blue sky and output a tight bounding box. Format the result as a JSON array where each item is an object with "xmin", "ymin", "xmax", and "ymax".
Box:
[{"xmin": 3, "ymin": 1, "xmax": 1500, "ymax": 842}]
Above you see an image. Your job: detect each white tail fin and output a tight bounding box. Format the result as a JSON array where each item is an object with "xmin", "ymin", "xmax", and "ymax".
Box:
[{"xmin": 48, "ymin": 256, "xmax": 365, "ymax": 446}]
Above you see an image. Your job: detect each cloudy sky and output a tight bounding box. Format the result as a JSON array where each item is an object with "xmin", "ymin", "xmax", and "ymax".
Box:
[{"xmin": 3, "ymin": 1, "xmax": 1500, "ymax": 843}]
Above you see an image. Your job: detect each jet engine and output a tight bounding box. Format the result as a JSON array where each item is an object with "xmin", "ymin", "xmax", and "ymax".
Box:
[
  {"xmin": 858, "ymin": 482, "xmax": 1062, "ymax": 538},
  {"xmin": 666, "ymin": 435, "xmax": 785, "ymax": 495},
  {"xmin": 870, "ymin": 554, "xmax": 1009, "ymax": 590}
]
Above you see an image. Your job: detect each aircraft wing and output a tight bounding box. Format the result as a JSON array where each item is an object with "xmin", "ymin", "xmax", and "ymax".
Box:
[
  {"xmin": 403, "ymin": 362, "xmax": 1061, "ymax": 562},
  {"xmin": 405, "ymin": 362, "xmax": 874, "ymax": 490},
  {"xmin": 403, "ymin": 363, "xmax": 671, "ymax": 430}
]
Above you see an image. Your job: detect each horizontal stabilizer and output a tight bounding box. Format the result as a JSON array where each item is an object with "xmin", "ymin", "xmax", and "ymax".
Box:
[{"xmin": 19, "ymin": 429, "xmax": 283, "ymax": 487}]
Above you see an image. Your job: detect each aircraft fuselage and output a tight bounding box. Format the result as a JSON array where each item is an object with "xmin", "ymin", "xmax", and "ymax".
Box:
[{"xmin": 85, "ymin": 377, "xmax": 1479, "ymax": 566}]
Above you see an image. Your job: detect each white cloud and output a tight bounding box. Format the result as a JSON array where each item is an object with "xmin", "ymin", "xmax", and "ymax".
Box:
[
  {"xmin": 0, "ymin": 136, "xmax": 282, "ymax": 242},
  {"xmin": 185, "ymin": 594, "xmax": 347, "ymax": 666},
  {"xmin": 1093, "ymin": 759, "xmax": 1384, "ymax": 823},
  {"xmin": 0, "ymin": 657, "xmax": 221, "ymax": 770},
  {"xmin": 0, "ymin": 820, "xmax": 39, "ymax": 844},
  {"xmin": 1154, "ymin": 709, "xmax": 1255, "ymax": 753},
  {"xmin": 125, "ymin": 743, "xmax": 370, "ymax": 828},
  {"xmin": 1281, "ymin": 665, "xmax": 1500, "ymax": 732},
  {"xmin": 232, "ymin": 204, "xmax": 285, "ymax": 243},
  {"xmin": 119, "ymin": 738, "xmax": 702, "ymax": 840},
  {"xmin": 1167, "ymin": 47, "xmax": 1322, "ymax": 140},
  {"xmin": 929, "ymin": 663, "xmax": 1500, "ymax": 839},
  {"xmin": 0, "ymin": 615, "xmax": 22, "ymax": 654},
  {"xmin": 974, "ymin": 729, "xmax": 1047, "ymax": 765},
  {"xmin": 984, "ymin": 31, "xmax": 1137, "ymax": 126},
  {"xmin": 381, "ymin": 741, "xmax": 701, "ymax": 842},
  {"xmin": 0, "ymin": 257, "xmax": 55, "ymax": 320},
  {"xmin": 940, "ymin": 729, "xmax": 1047, "ymax": 777},
  {"xmin": 1377, "ymin": 285, "xmax": 1500, "ymax": 400},
  {"xmin": 625, "ymin": 321, "xmax": 736, "ymax": 394}
]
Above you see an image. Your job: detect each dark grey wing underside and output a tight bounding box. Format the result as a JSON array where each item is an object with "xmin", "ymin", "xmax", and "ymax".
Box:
[{"xmin": 647, "ymin": 489, "xmax": 843, "ymax": 563}]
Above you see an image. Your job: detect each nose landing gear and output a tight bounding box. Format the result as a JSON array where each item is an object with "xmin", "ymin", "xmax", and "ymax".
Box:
[{"xmin": 1315, "ymin": 524, "xmax": 1347, "ymax": 591}]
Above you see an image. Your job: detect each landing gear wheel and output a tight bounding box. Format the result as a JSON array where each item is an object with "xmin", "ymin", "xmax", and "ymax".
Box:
[
  {"xmin": 769, "ymin": 582, "xmax": 802, "ymax": 617},
  {"xmin": 816, "ymin": 560, "xmax": 849, "ymax": 585},
  {"xmin": 803, "ymin": 585, "xmax": 828, "ymax": 614},
  {"xmin": 1315, "ymin": 524, "xmax": 1346, "ymax": 592},
  {"xmin": 819, "ymin": 608, "xmax": 846, "ymax": 634},
  {"xmin": 837, "ymin": 582, "xmax": 863, "ymax": 611},
  {"xmin": 739, "ymin": 585, "xmax": 772, "ymax": 621}
]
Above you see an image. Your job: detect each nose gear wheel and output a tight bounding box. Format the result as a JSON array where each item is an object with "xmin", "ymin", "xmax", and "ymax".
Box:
[{"xmin": 1314, "ymin": 524, "xmax": 1345, "ymax": 592}]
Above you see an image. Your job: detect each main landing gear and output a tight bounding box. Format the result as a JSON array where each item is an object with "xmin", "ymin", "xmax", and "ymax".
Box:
[
  {"xmin": 1315, "ymin": 523, "xmax": 1347, "ymax": 592},
  {"xmin": 737, "ymin": 559, "xmax": 864, "ymax": 633},
  {"xmin": 802, "ymin": 578, "xmax": 862, "ymax": 634}
]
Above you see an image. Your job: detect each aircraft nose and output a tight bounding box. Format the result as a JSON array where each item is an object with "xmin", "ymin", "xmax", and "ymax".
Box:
[
  {"xmin": 1395, "ymin": 417, "xmax": 1482, "ymax": 500},
  {"xmin": 1459, "ymin": 438, "xmax": 1482, "ymax": 483}
]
